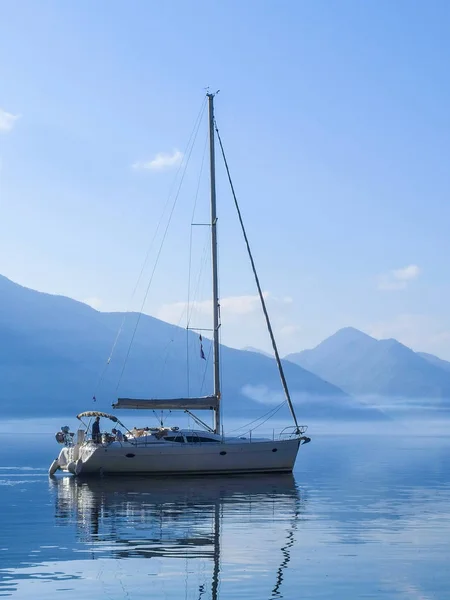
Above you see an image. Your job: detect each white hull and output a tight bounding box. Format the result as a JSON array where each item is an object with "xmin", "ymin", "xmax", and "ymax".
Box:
[{"xmin": 56, "ymin": 438, "xmax": 301, "ymax": 476}]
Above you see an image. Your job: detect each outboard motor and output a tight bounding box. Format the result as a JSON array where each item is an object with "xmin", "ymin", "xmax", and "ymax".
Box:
[{"xmin": 55, "ymin": 426, "xmax": 74, "ymax": 446}]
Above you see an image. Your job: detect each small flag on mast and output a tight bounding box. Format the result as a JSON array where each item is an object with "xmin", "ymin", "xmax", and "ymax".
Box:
[{"xmin": 199, "ymin": 335, "xmax": 206, "ymax": 360}]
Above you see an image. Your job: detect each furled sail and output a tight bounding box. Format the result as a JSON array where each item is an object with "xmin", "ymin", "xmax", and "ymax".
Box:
[{"xmin": 113, "ymin": 395, "xmax": 219, "ymax": 410}]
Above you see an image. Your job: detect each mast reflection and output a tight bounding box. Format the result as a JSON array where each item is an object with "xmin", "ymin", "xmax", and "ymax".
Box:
[{"xmin": 52, "ymin": 474, "xmax": 305, "ymax": 599}]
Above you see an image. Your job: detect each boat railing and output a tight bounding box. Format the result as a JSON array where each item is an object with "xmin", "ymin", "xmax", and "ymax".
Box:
[
  {"xmin": 278, "ymin": 425, "xmax": 308, "ymax": 439},
  {"xmin": 236, "ymin": 425, "xmax": 308, "ymax": 442},
  {"xmin": 84, "ymin": 427, "xmax": 308, "ymax": 445}
]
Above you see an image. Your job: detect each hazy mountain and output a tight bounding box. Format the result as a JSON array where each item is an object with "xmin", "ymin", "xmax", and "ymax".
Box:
[
  {"xmin": 0, "ymin": 275, "xmax": 380, "ymax": 421},
  {"xmin": 417, "ymin": 352, "xmax": 450, "ymax": 374},
  {"xmin": 242, "ymin": 346, "xmax": 273, "ymax": 358},
  {"xmin": 286, "ymin": 327, "xmax": 450, "ymax": 400}
]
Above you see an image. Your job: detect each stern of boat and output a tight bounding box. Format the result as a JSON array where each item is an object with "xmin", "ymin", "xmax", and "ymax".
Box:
[{"xmin": 49, "ymin": 427, "xmax": 97, "ymax": 476}]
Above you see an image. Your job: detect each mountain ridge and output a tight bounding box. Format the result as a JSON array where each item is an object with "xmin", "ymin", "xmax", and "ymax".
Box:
[
  {"xmin": 285, "ymin": 327, "xmax": 450, "ymax": 400},
  {"xmin": 0, "ymin": 274, "xmax": 383, "ymax": 421}
]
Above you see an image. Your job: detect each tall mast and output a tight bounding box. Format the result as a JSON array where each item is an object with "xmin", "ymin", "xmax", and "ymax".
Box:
[{"xmin": 207, "ymin": 92, "xmax": 221, "ymax": 435}]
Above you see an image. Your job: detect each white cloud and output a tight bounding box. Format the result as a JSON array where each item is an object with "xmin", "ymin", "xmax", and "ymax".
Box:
[
  {"xmin": 368, "ymin": 314, "xmax": 428, "ymax": 344},
  {"xmin": 221, "ymin": 292, "xmax": 270, "ymax": 315},
  {"xmin": 272, "ymin": 295, "xmax": 293, "ymax": 304},
  {"xmin": 241, "ymin": 384, "xmax": 285, "ymax": 405},
  {"xmin": 156, "ymin": 300, "xmax": 191, "ymax": 325},
  {"xmin": 392, "ymin": 264, "xmax": 421, "ymax": 281},
  {"xmin": 367, "ymin": 313, "xmax": 450, "ymax": 358},
  {"xmin": 377, "ymin": 264, "xmax": 421, "ymax": 291},
  {"xmin": 83, "ymin": 297, "xmax": 102, "ymax": 310},
  {"xmin": 133, "ymin": 149, "xmax": 183, "ymax": 171},
  {"xmin": 156, "ymin": 292, "xmax": 270, "ymax": 325},
  {"xmin": 278, "ymin": 324, "xmax": 302, "ymax": 337},
  {"xmin": 156, "ymin": 292, "xmax": 300, "ymax": 355},
  {"xmin": 0, "ymin": 108, "xmax": 19, "ymax": 133}
]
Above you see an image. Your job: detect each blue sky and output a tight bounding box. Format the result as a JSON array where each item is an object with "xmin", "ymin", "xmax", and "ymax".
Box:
[{"xmin": 1, "ymin": 0, "xmax": 450, "ymax": 356}]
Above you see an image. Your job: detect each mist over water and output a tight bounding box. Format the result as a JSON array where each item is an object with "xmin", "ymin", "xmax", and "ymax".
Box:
[{"xmin": 0, "ymin": 414, "xmax": 449, "ymax": 599}]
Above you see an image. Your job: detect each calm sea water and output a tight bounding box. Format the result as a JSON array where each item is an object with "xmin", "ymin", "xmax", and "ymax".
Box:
[{"xmin": 0, "ymin": 428, "xmax": 449, "ymax": 599}]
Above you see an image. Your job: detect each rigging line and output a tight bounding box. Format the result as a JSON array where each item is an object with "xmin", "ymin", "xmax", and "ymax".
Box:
[
  {"xmin": 115, "ymin": 102, "xmax": 207, "ymax": 391},
  {"xmin": 247, "ymin": 398, "xmax": 288, "ymax": 432},
  {"xmin": 186, "ymin": 326, "xmax": 190, "ymax": 398},
  {"xmin": 185, "ymin": 235, "xmax": 210, "ymax": 395},
  {"xmin": 190, "ymin": 241, "xmax": 211, "ymax": 360},
  {"xmin": 199, "ymin": 341, "xmax": 213, "ymax": 395},
  {"xmin": 158, "ymin": 300, "xmax": 191, "ymax": 385},
  {"xmin": 187, "ymin": 235, "xmax": 210, "ymax": 395},
  {"xmin": 187, "ymin": 231, "xmax": 210, "ymax": 329},
  {"xmin": 186, "ymin": 231, "xmax": 209, "ymax": 393},
  {"xmin": 187, "ymin": 163, "xmax": 211, "ymax": 333},
  {"xmin": 214, "ymin": 201, "xmax": 223, "ymax": 430},
  {"xmin": 186, "ymin": 235, "xmax": 210, "ymax": 340},
  {"xmin": 217, "ymin": 240, "xmax": 223, "ymax": 428},
  {"xmin": 158, "ymin": 338, "xmax": 175, "ymax": 382},
  {"xmin": 152, "ymin": 410, "xmax": 162, "ymax": 427},
  {"xmin": 186, "ymin": 331, "xmax": 190, "ymax": 400},
  {"xmin": 214, "ymin": 119, "xmax": 301, "ymax": 434},
  {"xmin": 225, "ymin": 399, "xmax": 288, "ymax": 435},
  {"xmin": 187, "ymin": 129, "xmax": 209, "ymax": 327},
  {"xmin": 185, "ymin": 232, "xmax": 211, "ymax": 395},
  {"xmin": 91, "ymin": 97, "xmax": 207, "ymax": 399},
  {"xmin": 187, "ymin": 129, "xmax": 209, "ymax": 396}
]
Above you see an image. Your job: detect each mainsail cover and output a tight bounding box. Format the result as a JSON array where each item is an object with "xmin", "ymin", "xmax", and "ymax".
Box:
[{"xmin": 113, "ymin": 396, "xmax": 218, "ymax": 410}]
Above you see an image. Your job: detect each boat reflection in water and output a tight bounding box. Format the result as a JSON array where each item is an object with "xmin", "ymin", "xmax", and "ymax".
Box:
[{"xmin": 53, "ymin": 474, "xmax": 305, "ymax": 599}]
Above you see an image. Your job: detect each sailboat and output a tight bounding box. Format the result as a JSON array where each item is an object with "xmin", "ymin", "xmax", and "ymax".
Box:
[{"xmin": 49, "ymin": 93, "xmax": 311, "ymax": 477}]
